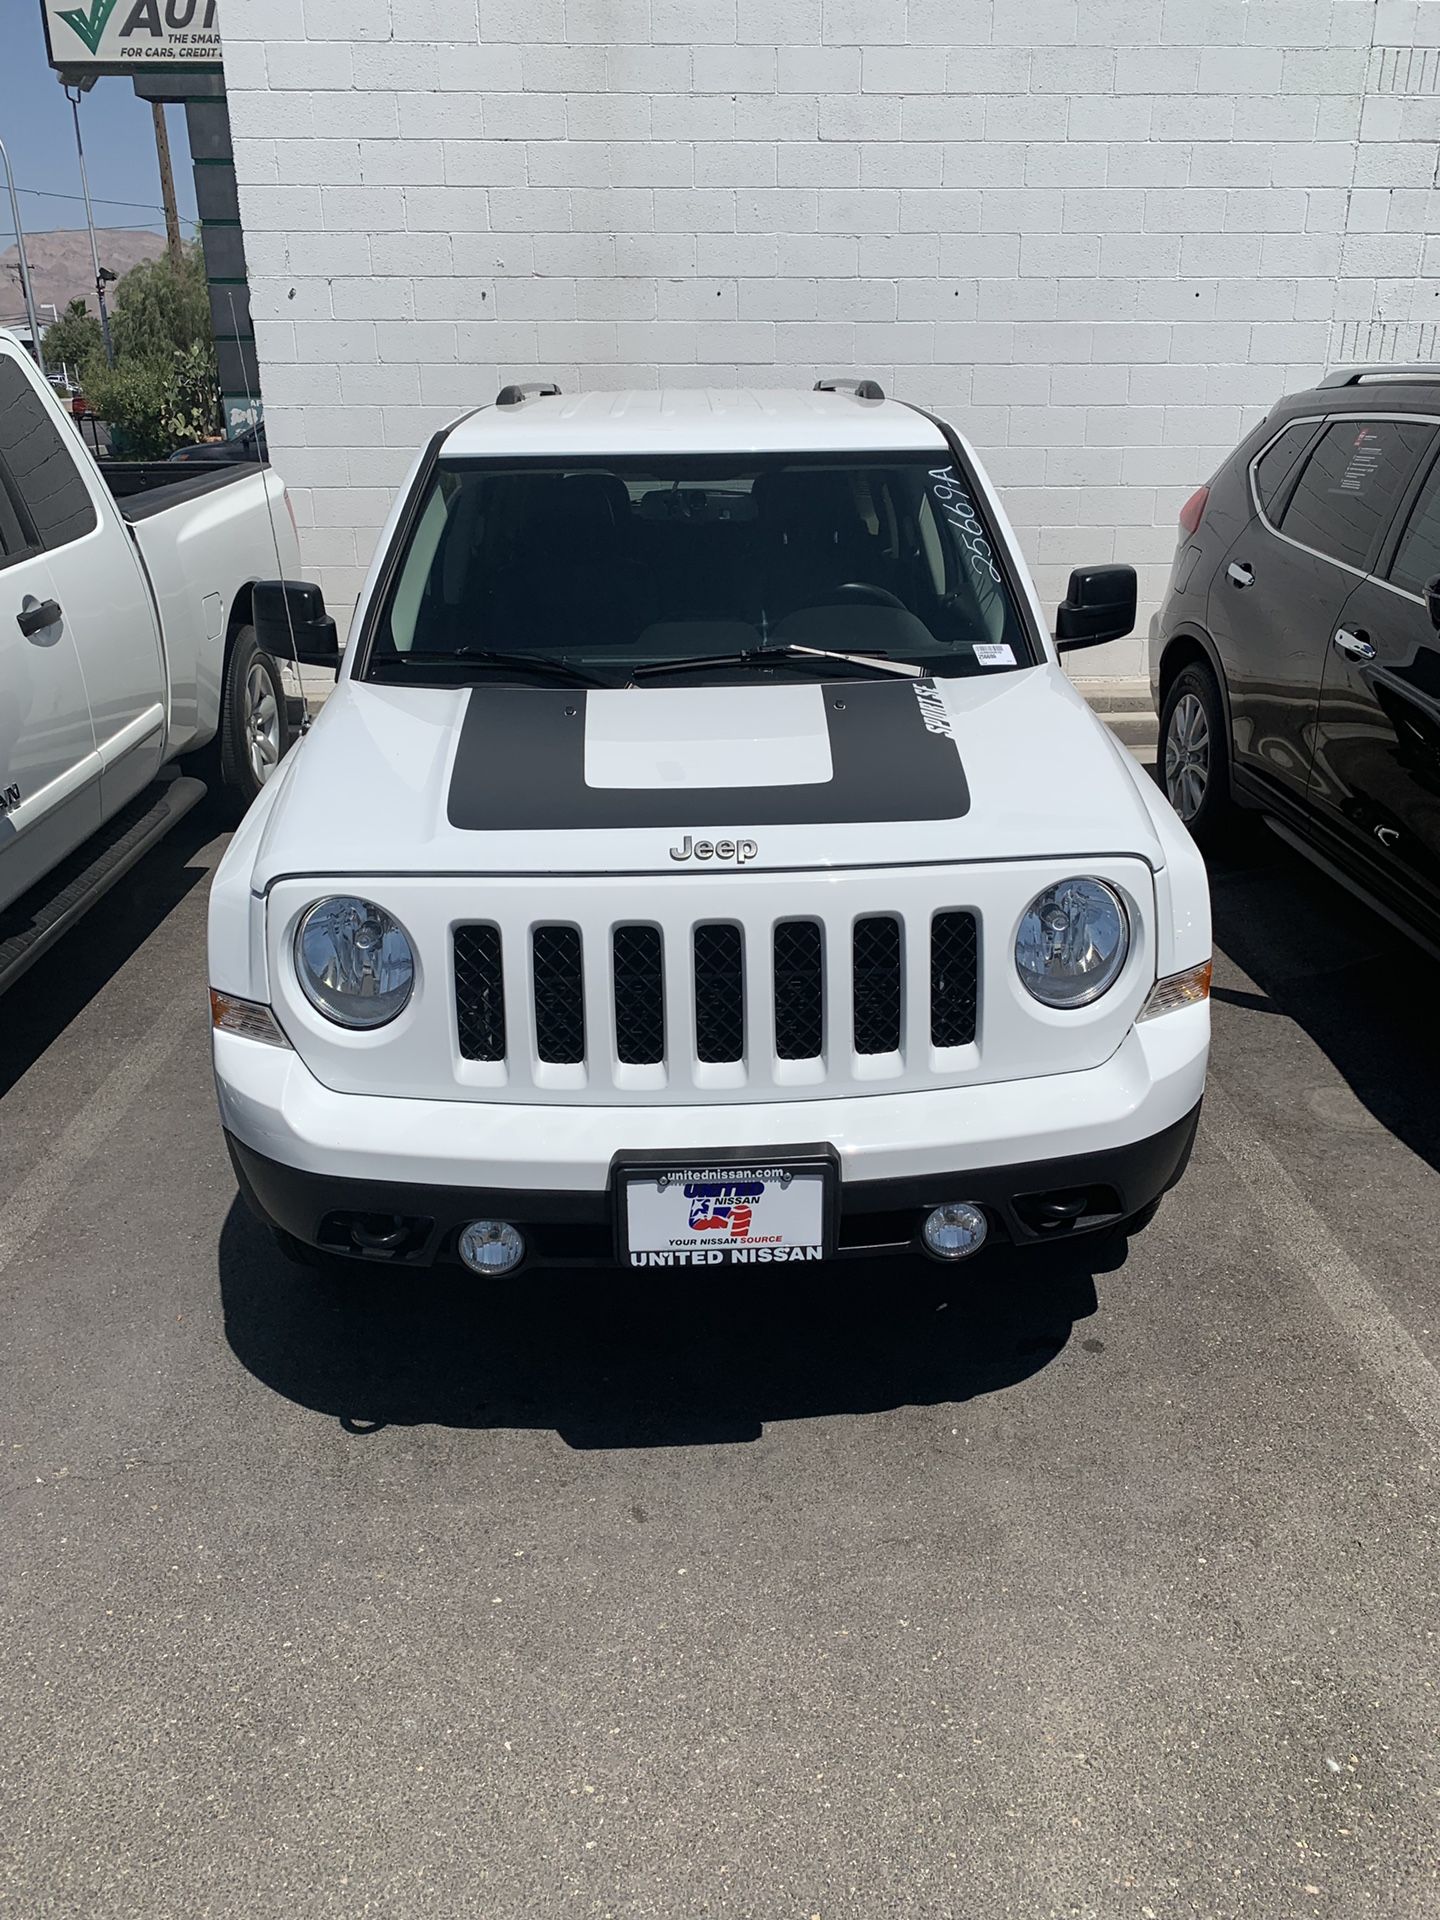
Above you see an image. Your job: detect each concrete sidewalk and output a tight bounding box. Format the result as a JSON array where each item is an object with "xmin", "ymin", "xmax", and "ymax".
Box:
[{"xmin": 1071, "ymin": 674, "xmax": 1157, "ymax": 757}]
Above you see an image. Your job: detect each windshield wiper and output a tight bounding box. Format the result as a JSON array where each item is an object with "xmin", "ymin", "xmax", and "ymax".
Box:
[
  {"xmin": 631, "ymin": 643, "xmax": 922, "ymax": 682},
  {"xmin": 372, "ymin": 647, "xmax": 609, "ymax": 687}
]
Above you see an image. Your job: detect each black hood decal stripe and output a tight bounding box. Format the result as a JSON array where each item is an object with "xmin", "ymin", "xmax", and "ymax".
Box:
[{"xmin": 446, "ymin": 680, "xmax": 970, "ymax": 831}]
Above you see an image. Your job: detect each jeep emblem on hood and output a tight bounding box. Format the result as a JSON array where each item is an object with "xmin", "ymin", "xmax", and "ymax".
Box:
[{"xmin": 670, "ymin": 835, "xmax": 758, "ymax": 866}]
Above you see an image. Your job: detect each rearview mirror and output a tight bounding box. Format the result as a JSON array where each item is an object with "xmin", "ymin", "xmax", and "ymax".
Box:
[
  {"xmin": 253, "ymin": 579, "xmax": 339, "ymax": 671},
  {"xmin": 1055, "ymin": 564, "xmax": 1137, "ymax": 652},
  {"xmin": 1425, "ymin": 574, "xmax": 1440, "ymax": 633}
]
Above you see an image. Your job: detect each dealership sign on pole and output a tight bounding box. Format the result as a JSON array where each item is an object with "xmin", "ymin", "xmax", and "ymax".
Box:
[{"xmin": 42, "ymin": 0, "xmax": 220, "ymax": 74}]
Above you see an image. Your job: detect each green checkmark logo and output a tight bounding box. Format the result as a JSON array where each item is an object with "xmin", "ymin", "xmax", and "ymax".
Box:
[{"xmin": 57, "ymin": 0, "xmax": 121, "ymax": 55}]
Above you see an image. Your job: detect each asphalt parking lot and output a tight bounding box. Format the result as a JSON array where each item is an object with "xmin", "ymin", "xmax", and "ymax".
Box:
[{"xmin": 2, "ymin": 796, "xmax": 1438, "ymax": 1920}]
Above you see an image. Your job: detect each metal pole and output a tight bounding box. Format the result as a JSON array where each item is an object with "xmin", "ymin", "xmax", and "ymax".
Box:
[
  {"xmin": 0, "ymin": 135, "xmax": 46, "ymax": 377},
  {"xmin": 65, "ymin": 86, "xmax": 114, "ymax": 366}
]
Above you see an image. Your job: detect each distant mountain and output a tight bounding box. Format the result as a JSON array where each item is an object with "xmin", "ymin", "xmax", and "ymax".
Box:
[{"xmin": 0, "ymin": 228, "xmax": 167, "ymax": 327}]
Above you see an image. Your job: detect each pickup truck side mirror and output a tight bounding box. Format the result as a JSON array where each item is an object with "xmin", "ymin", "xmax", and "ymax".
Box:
[
  {"xmin": 1425, "ymin": 574, "xmax": 1440, "ymax": 633},
  {"xmin": 1054, "ymin": 564, "xmax": 1137, "ymax": 652},
  {"xmin": 253, "ymin": 579, "xmax": 339, "ymax": 671}
]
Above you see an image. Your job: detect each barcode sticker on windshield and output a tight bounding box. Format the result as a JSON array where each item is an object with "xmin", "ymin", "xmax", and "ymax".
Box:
[{"xmin": 973, "ymin": 643, "xmax": 1015, "ymax": 667}]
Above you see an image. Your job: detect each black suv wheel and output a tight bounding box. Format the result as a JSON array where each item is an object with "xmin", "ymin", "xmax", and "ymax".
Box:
[{"xmin": 1160, "ymin": 659, "xmax": 1234, "ymax": 848}]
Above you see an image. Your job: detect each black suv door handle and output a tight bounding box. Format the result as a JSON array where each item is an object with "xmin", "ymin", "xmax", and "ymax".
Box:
[
  {"xmin": 17, "ymin": 598, "xmax": 62, "ymax": 637},
  {"xmin": 1226, "ymin": 561, "xmax": 1254, "ymax": 588},
  {"xmin": 1333, "ymin": 627, "xmax": 1376, "ymax": 663}
]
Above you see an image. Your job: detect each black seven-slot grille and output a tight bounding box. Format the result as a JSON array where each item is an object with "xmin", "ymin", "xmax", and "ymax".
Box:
[{"xmin": 453, "ymin": 913, "xmax": 979, "ymax": 1069}]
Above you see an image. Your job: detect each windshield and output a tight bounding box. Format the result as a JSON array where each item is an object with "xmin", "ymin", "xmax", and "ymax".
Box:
[{"xmin": 364, "ymin": 452, "xmax": 1036, "ymax": 683}]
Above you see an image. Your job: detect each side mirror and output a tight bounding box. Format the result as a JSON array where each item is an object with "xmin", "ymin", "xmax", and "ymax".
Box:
[
  {"xmin": 253, "ymin": 579, "xmax": 339, "ymax": 671},
  {"xmin": 1426, "ymin": 574, "xmax": 1440, "ymax": 633},
  {"xmin": 1055, "ymin": 564, "xmax": 1137, "ymax": 651}
]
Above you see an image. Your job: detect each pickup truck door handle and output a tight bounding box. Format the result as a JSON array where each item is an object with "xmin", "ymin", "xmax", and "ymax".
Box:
[
  {"xmin": 1226, "ymin": 561, "xmax": 1254, "ymax": 588},
  {"xmin": 16, "ymin": 597, "xmax": 62, "ymax": 638},
  {"xmin": 1333, "ymin": 627, "xmax": 1376, "ymax": 663}
]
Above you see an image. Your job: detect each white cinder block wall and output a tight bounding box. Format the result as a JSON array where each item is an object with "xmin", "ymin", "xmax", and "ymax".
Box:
[{"xmin": 222, "ymin": 0, "xmax": 1440, "ymax": 676}]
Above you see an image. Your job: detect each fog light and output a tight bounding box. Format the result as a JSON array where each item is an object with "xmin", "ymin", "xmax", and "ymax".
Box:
[
  {"xmin": 922, "ymin": 1202, "xmax": 989, "ymax": 1261},
  {"xmin": 457, "ymin": 1219, "xmax": 525, "ymax": 1274}
]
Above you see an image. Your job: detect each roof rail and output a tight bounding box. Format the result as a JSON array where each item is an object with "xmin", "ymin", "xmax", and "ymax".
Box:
[
  {"xmin": 1317, "ymin": 364, "xmax": 1440, "ymax": 388},
  {"xmin": 814, "ymin": 375, "xmax": 886, "ymax": 402},
  {"xmin": 495, "ymin": 381, "xmax": 562, "ymax": 406}
]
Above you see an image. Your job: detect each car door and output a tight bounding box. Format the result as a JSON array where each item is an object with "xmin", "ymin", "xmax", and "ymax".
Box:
[
  {"xmin": 0, "ymin": 429, "xmax": 99, "ymax": 914},
  {"xmin": 0, "ymin": 349, "xmax": 165, "ymax": 822},
  {"xmin": 1307, "ymin": 434, "xmax": 1440, "ymax": 924},
  {"xmin": 1208, "ymin": 414, "xmax": 1432, "ymax": 813}
]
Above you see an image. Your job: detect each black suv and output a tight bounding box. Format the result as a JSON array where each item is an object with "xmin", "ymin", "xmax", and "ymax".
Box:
[{"xmin": 1152, "ymin": 365, "xmax": 1440, "ymax": 954}]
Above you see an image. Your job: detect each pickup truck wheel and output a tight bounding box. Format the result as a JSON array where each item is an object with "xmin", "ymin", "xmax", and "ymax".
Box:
[{"xmin": 215, "ymin": 626, "xmax": 293, "ymax": 820}]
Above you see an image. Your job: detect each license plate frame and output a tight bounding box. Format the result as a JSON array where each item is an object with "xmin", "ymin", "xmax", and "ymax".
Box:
[{"xmin": 613, "ymin": 1145, "xmax": 839, "ymax": 1270}]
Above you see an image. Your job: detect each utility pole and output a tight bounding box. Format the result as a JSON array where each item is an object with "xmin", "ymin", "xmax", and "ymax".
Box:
[
  {"xmin": 64, "ymin": 84, "xmax": 114, "ymax": 366},
  {"xmin": 151, "ymin": 103, "xmax": 183, "ymax": 268},
  {"xmin": 0, "ymin": 135, "xmax": 46, "ymax": 377}
]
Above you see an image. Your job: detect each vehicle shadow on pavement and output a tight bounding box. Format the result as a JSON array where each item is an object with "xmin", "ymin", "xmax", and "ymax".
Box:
[
  {"xmin": 0, "ymin": 808, "xmax": 221, "ymax": 1099},
  {"xmin": 218, "ymin": 1200, "xmax": 1118, "ymax": 1448},
  {"xmin": 1206, "ymin": 826, "xmax": 1440, "ymax": 1175}
]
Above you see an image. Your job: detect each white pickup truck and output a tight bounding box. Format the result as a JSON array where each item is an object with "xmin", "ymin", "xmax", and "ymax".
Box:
[
  {"xmin": 209, "ymin": 378, "xmax": 1211, "ymax": 1276},
  {"xmin": 0, "ymin": 329, "xmax": 321, "ymax": 992}
]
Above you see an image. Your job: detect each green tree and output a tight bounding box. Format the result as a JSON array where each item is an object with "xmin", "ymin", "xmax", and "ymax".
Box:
[
  {"xmin": 82, "ymin": 343, "xmax": 220, "ymax": 459},
  {"xmin": 82, "ymin": 246, "xmax": 222, "ymax": 456},
  {"xmin": 43, "ymin": 298, "xmax": 103, "ymax": 375},
  {"xmin": 110, "ymin": 246, "xmax": 213, "ymax": 362}
]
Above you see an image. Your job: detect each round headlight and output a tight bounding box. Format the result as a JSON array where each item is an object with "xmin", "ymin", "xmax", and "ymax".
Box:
[
  {"xmin": 294, "ymin": 896, "xmax": 415, "ymax": 1028},
  {"xmin": 1015, "ymin": 877, "xmax": 1128, "ymax": 1009}
]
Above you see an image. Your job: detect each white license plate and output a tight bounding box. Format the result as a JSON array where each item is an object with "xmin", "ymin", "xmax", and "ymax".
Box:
[{"xmin": 625, "ymin": 1164, "xmax": 826, "ymax": 1267}]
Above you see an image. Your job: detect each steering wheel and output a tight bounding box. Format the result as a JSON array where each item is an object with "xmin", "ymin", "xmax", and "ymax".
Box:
[{"xmin": 831, "ymin": 582, "xmax": 908, "ymax": 611}]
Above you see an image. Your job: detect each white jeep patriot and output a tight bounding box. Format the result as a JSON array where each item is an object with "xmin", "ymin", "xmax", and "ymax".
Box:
[{"xmin": 208, "ymin": 379, "xmax": 1210, "ymax": 1275}]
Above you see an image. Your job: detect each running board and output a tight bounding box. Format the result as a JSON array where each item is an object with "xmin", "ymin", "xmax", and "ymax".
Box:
[{"xmin": 0, "ymin": 771, "xmax": 207, "ymax": 996}]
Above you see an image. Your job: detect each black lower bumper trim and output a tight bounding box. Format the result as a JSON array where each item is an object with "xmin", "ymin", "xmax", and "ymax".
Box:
[{"xmin": 226, "ymin": 1101, "xmax": 1201, "ymax": 1270}]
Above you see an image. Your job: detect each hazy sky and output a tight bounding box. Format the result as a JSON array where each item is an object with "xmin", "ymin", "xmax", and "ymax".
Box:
[{"xmin": 1, "ymin": 0, "xmax": 200, "ymax": 250}]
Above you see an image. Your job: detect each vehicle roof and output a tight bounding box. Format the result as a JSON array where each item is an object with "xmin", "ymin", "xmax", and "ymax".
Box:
[
  {"xmin": 1278, "ymin": 372, "xmax": 1440, "ymax": 415},
  {"xmin": 439, "ymin": 386, "xmax": 949, "ymax": 459}
]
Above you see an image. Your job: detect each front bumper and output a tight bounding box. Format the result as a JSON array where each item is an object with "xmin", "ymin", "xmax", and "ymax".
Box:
[
  {"xmin": 215, "ymin": 1002, "xmax": 1207, "ymax": 1268},
  {"xmin": 228, "ymin": 1105, "xmax": 1200, "ymax": 1266}
]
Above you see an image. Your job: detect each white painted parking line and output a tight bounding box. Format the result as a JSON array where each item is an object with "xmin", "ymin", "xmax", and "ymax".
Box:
[
  {"xmin": 1204, "ymin": 1080, "xmax": 1440, "ymax": 1459},
  {"xmin": 0, "ymin": 1005, "xmax": 200, "ymax": 1281}
]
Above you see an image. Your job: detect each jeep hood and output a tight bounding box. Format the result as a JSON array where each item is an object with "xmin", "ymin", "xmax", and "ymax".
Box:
[{"xmin": 248, "ymin": 666, "xmax": 1166, "ymax": 884}]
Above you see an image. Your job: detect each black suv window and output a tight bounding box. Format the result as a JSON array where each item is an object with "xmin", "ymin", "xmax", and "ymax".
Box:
[
  {"xmin": 1253, "ymin": 421, "xmax": 1320, "ymax": 522},
  {"xmin": 1278, "ymin": 417, "xmax": 1433, "ymax": 572},
  {"xmin": 1389, "ymin": 455, "xmax": 1440, "ymax": 596},
  {"xmin": 0, "ymin": 359, "xmax": 98, "ymax": 552}
]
